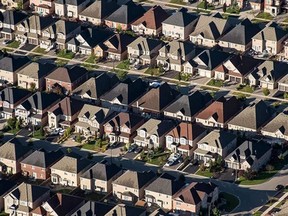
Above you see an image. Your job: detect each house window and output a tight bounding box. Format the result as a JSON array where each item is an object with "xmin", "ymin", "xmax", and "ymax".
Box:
[{"xmin": 180, "ymin": 138, "xmax": 186, "ymax": 145}]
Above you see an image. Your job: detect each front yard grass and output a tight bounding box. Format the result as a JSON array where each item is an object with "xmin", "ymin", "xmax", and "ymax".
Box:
[
  {"xmin": 226, "ymin": 5, "xmax": 241, "ymax": 14},
  {"xmin": 169, "ymin": 0, "xmax": 186, "ymax": 5},
  {"xmin": 0, "ymin": 212, "xmax": 9, "ymax": 216},
  {"xmin": 139, "ymin": 149, "xmax": 170, "ymax": 166},
  {"xmin": 116, "ymin": 60, "xmax": 130, "ymax": 70},
  {"xmin": 195, "ymin": 169, "xmax": 213, "ymax": 178},
  {"xmin": 81, "ymin": 139, "xmax": 109, "ymax": 152},
  {"xmin": 32, "ymin": 128, "xmax": 45, "ymax": 140},
  {"xmin": 53, "ymin": 188, "xmax": 72, "ymax": 194},
  {"xmin": 7, "ymin": 128, "xmax": 21, "ymax": 135},
  {"xmin": 85, "ymin": 55, "xmax": 98, "ymax": 64},
  {"xmin": 55, "ymin": 59, "xmax": 69, "ymax": 67},
  {"xmin": 145, "ymin": 67, "xmax": 162, "ymax": 76},
  {"xmin": 7, "ymin": 40, "xmax": 21, "ymax": 48},
  {"xmin": 33, "ymin": 47, "xmax": 47, "ymax": 54},
  {"xmin": 197, "ymin": 1, "xmax": 215, "ymax": 10},
  {"xmin": 236, "ymin": 84, "xmax": 255, "ymax": 93},
  {"xmin": 256, "ymin": 12, "xmax": 274, "ymax": 20},
  {"xmin": 57, "ymin": 49, "xmax": 75, "ymax": 59},
  {"xmin": 207, "ymin": 79, "xmax": 224, "ymax": 87},
  {"xmin": 218, "ymin": 192, "xmax": 239, "ymax": 213}
]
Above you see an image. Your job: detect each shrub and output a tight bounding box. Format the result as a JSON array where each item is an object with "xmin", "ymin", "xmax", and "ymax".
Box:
[{"xmin": 262, "ymin": 88, "xmax": 270, "ymax": 96}]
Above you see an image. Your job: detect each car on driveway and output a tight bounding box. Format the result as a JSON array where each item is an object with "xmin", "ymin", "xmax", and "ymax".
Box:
[
  {"xmin": 2, "ymin": 40, "xmax": 11, "ymax": 45},
  {"xmin": 165, "ymin": 160, "xmax": 175, "ymax": 167},
  {"xmin": 275, "ymin": 185, "xmax": 284, "ymax": 191},
  {"xmin": 110, "ymin": 142, "xmax": 120, "ymax": 149},
  {"xmin": 128, "ymin": 144, "xmax": 137, "ymax": 153},
  {"xmin": 134, "ymin": 146, "xmax": 143, "ymax": 154}
]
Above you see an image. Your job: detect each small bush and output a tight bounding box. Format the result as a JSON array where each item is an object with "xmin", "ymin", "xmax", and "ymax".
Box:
[{"xmin": 262, "ymin": 88, "xmax": 270, "ymax": 96}]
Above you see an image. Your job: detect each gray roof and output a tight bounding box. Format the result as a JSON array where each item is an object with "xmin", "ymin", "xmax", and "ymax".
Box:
[
  {"xmin": 162, "ymin": 8, "xmax": 197, "ymax": 27},
  {"xmin": 0, "ymin": 87, "xmax": 31, "ymax": 105},
  {"xmin": 18, "ymin": 62, "xmax": 56, "ymax": 79},
  {"xmin": 106, "ymin": 204, "xmax": 146, "ymax": 216},
  {"xmin": 78, "ymin": 104, "xmax": 111, "ymax": 124},
  {"xmin": 127, "ymin": 36, "xmax": 162, "ymax": 52},
  {"xmin": 0, "ymin": 10, "xmax": 27, "ymax": 25},
  {"xmin": 0, "ymin": 55, "xmax": 30, "ymax": 72},
  {"xmin": 0, "ymin": 138, "xmax": 31, "ymax": 161},
  {"xmin": 80, "ymin": 0, "xmax": 119, "ymax": 19},
  {"xmin": 253, "ymin": 22, "xmax": 288, "ymax": 41},
  {"xmin": 22, "ymin": 15, "xmax": 55, "ymax": 31},
  {"xmin": 261, "ymin": 112, "xmax": 288, "ymax": 136},
  {"xmin": 0, "ymin": 179, "xmax": 17, "ymax": 196},
  {"xmin": 55, "ymin": 20, "xmax": 80, "ymax": 36},
  {"xmin": 137, "ymin": 119, "xmax": 176, "ymax": 137},
  {"xmin": 51, "ymin": 155, "xmax": 91, "ymax": 173},
  {"xmin": 198, "ymin": 130, "xmax": 237, "ymax": 149}
]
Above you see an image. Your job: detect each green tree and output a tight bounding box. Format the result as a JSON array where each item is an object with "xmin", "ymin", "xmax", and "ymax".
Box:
[
  {"xmin": 39, "ymin": 126, "xmax": 45, "ymax": 136},
  {"xmin": 212, "ymin": 207, "xmax": 221, "ymax": 216},
  {"xmin": 7, "ymin": 117, "xmax": 17, "ymax": 130},
  {"xmin": 66, "ymin": 147, "xmax": 72, "ymax": 153},
  {"xmin": 29, "ymin": 82, "xmax": 36, "ymax": 92},
  {"xmin": 64, "ymin": 127, "xmax": 72, "ymax": 137},
  {"xmin": 116, "ymin": 24, "xmax": 122, "ymax": 33},
  {"xmin": 17, "ymin": 0, "xmax": 23, "ymax": 9},
  {"xmin": 76, "ymin": 134, "xmax": 82, "ymax": 143},
  {"xmin": 284, "ymin": 92, "xmax": 288, "ymax": 99},
  {"xmin": 204, "ymin": 0, "xmax": 208, "ymax": 9}
]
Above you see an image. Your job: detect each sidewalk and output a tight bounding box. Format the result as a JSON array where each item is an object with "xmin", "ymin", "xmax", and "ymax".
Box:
[{"xmin": 261, "ymin": 192, "xmax": 288, "ymax": 216}]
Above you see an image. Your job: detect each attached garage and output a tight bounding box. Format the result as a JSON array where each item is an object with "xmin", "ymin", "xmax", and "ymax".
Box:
[
  {"xmin": 28, "ymin": 38, "xmax": 38, "ymax": 45},
  {"xmin": 198, "ymin": 69, "xmax": 213, "ymax": 78}
]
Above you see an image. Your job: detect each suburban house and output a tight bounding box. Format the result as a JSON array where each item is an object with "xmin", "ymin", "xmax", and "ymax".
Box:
[
  {"xmin": 133, "ymin": 119, "xmax": 176, "ymax": 149},
  {"xmin": 194, "ymin": 130, "xmax": 237, "ymax": 164},
  {"xmin": 252, "ymin": 22, "xmax": 288, "ymax": 55},
  {"xmin": 264, "ymin": 0, "xmax": 282, "ymax": 16},
  {"xmin": 214, "ymin": 55, "xmax": 263, "ymax": 83},
  {"xmin": 80, "ymin": 160, "xmax": 122, "ymax": 193},
  {"xmin": 225, "ymin": 140, "xmax": 272, "ymax": 171},
  {"xmin": 0, "ymin": 139, "xmax": 32, "ymax": 174},
  {"xmin": 17, "ymin": 62, "xmax": 56, "ymax": 90},
  {"xmin": 196, "ymin": 96, "xmax": 242, "ymax": 128},
  {"xmin": 15, "ymin": 15, "xmax": 55, "ymax": 45},
  {"xmin": 30, "ymin": 0, "xmax": 55, "ymax": 15},
  {"xmin": 131, "ymin": 5, "xmax": 169, "ymax": 36},
  {"xmin": 0, "ymin": 180, "xmax": 17, "ymax": 212},
  {"xmin": 165, "ymin": 122, "xmax": 207, "ymax": 156},
  {"xmin": 45, "ymin": 66, "xmax": 88, "ymax": 94},
  {"xmin": 189, "ymin": 13, "xmax": 238, "ymax": 47},
  {"xmin": 145, "ymin": 173, "xmax": 185, "ymax": 210},
  {"xmin": 218, "ymin": 19, "xmax": 262, "ymax": 52},
  {"xmin": 248, "ymin": 60, "xmax": 288, "ymax": 89},
  {"xmin": 164, "ymin": 90, "xmax": 212, "ymax": 122},
  {"xmin": 15, "ymin": 91, "xmax": 61, "ymax": 126},
  {"xmin": 67, "ymin": 27, "xmax": 113, "ymax": 55},
  {"xmin": 104, "ymin": 1, "xmax": 145, "ymax": 31},
  {"xmin": 68, "ymin": 200, "xmax": 114, "ymax": 216},
  {"xmin": 72, "ymin": 73, "xmax": 119, "ymax": 104},
  {"xmin": 103, "ymin": 112, "xmax": 145, "ymax": 144},
  {"xmin": 228, "ymin": 100, "xmax": 275, "ymax": 133},
  {"xmin": 79, "ymin": 0, "xmax": 119, "ymax": 25},
  {"xmin": 75, "ymin": 104, "xmax": 113, "ymax": 137},
  {"xmin": 0, "ymin": 55, "xmax": 30, "ymax": 85},
  {"xmin": 101, "ymin": 78, "xmax": 148, "ymax": 112},
  {"xmin": 112, "ymin": 170, "xmax": 156, "ymax": 203},
  {"xmin": 127, "ymin": 36, "xmax": 163, "ymax": 66},
  {"xmin": 94, "ymin": 33, "xmax": 136, "ymax": 61},
  {"xmin": 20, "ymin": 149, "xmax": 64, "ymax": 180},
  {"xmin": 162, "ymin": 8, "xmax": 198, "ymax": 40},
  {"xmin": 41, "ymin": 193, "xmax": 86, "ymax": 216},
  {"xmin": 1, "ymin": 0, "xmax": 29, "ymax": 9},
  {"xmin": 51, "ymin": 154, "xmax": 91, "ymax": 187},
  {"xmin": 250, "ymin": 0, "xmax": 264, "ymax": 10},
  {"xmin": 261, "ymin": 112, "xmax": 288, "ymax": 141},
  {"xmin": 48, "ymin": 97, "xmax": 85, "ymax": 129},
  {"xmin": 0, "ymin": 10, "xmax": 28, "ymax": 40},
  {"xmin": 183, "ymin": 49, "xmax": 231, "ymax": 77},
  {"xmin": 156, "ymin": 41, "xmax": 200, "ymax": 72},
  {"xmin": 3, "ymin": 183, "xmax": 50, "ymax": 216},
  {"xmin": 172, "ymin": 182, "xmax": 219, "ymax": 215},
  {"xmin": 132, "ymin": 82, "xmax": 180, "ymax": 117},
  {"xmin": 104, "ymin": 204, "xmax": 146, "ymax": 216},
  {"xmin": 278, "ymin": 73, "xmax": 288, "ymax": 92},
  {"xmin": 54, "ymin": 0, "xmax": 90, "ymax": 18},
  {"xmin": 0, "ymin": 87, "xmax": 31, "ymax": 119}
]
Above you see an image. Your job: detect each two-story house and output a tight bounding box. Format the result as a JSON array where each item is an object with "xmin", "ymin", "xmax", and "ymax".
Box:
[
  {"xmin": 1, "ymin": 0, "xmax": 29, "ymax": 9},
  {"xmin": 45, "ymin": 66, "xmax": 88, "ymax": 94},
  {"xmin": 0, "ymin": 138, "xmax": 32, "ymax": 174},
  {"xmin": 131, "ymin": 5, "xmax": 169, "ymax": 36},
  {"xmin": 165, "ymin": 122, "xmax": 207, "ymax": 156},
  {"xmin": 0, "ymin": 180, "xmax": 17, "ymax": 212},
  {"xmin": 127, "ymin": 36, "xmax": 163, "ymax": 66},
  {"xmin": 112, "ymin": 170, "xmax": 156, "ymax": 203},
  {"xmin": 264, "ymin": 0, "xmax": 283, "ymax": 16},
  {"xmin": 80, "ymin": 160, "xmax": 122, "ymax": 193},
  {"xmin": 162, "ymin": 8, "xmax": 198, "ymax": 40},
  {"xmin": 164, "ymin": 90, "xmax": 212, "ymax": 122},
  {"xmin": 194, "ymin": 130, "xmax": 237, "ymax": 164},
  {"xmin": 196, "ymin": 96, "xmax": 242, "ymax": 128},
  {"xmin": 134, "ymin": 119, "xmax": 176, "ymax": 149},
  {"xmin": 0, "ymin": 87, "xmax": 31, "ymax": 119},
  {"xmin": 103, "ymin": 112, "xmax": 145, "ymax": 144},
  {"xmin": 15, "ymin": 91, "xmax": 61, "ymax": 126},
  {"xmin": 54, "ymin": 0, "xmax": 90, "ymax": 18},
  {"xmin": 48, "ymin": 97, "xmax": 85, "ymax": 129},
  {"xmin": 75, "ymin": 104, "xmax": 113, "ymax": 137},
  {"xmin": 20, "ymin": 149, "xmax": 64, "ymax": 180},
  {"xmin": 17, "ymin": 62, "xmax": 56, "ymax": 90},
  {"xmin": 30, "ymin": 0, "xmax": 55, "ymax": 15}
]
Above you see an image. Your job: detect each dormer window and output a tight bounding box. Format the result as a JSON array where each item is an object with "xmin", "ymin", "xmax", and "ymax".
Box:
[
  {"xmin": 139, "ymin": 129, "xmax": 146, "ymax": 138},
  {"xmin": 180, "ymin": 138, "xmax": 186, "ymax": 145}
]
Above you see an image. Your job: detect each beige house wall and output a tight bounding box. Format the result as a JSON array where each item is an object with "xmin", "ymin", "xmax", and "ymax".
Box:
[
  {"xmin": 79, "ymin": 16, "xmax": 102, "ymax": 25},
  {"xmin": 145, "ymin": 190, "xmax": 173, "ymax": 210},
  {"xmin": 162, "ymin": 22, "xmax": 194, "ymax": 40},
  {"xmin": 190, "ymin": 36, "xmax": 216, "ymax": 48},
  {"xmin": 113, "ymin": 184, "xmax": 143, "ymax": 201},
  {"xmin": 219, "ymin": 40, "xmax": 247, "ymax": 52},
  {"xmin": 17, "ymin": 74, "xmax": 42, "ymax": 90},
  {"xmin": 131, "ymin": 24, "xmax": 158, "ymax": 36},
  {"xmin": 51, "ymin": 168, "xmax": 79, "ymax": 187},
  {"xmin": 0, "ymin": 158, "xmax": 18, "ymax": 174},
  {"xmin": 0, "ymin": 69, "xmax": 17, "ymax": 84},
  {"xmin": 228, "ymin": 124, "xmax": 257, "ymax": 133},
  {"xmin": 195, "ymin": 118, "xmax": 225, "ymax": 128},
  {"xmin": 172, "ymin": 199, "xmax": 200, "ymax": 215}
]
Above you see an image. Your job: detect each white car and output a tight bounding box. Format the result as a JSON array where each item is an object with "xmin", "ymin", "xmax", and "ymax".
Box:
[
  {"xmin": 59, "ymin": 129, "xmax": 65, "ymax": 136},
  {"xmin": 50, "ymin": 130, "xmax": 59, "ymax": 135}
]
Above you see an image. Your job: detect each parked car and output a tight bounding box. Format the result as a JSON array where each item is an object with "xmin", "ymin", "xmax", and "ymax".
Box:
[
  {"xmin": 133, "ymin": 64, "xmax": 141, "ymax": 70},
  {"xmin": 165, "ymin": 160, "xmax": 175, "ymax": 167},
  {"xmin": 275, "ymin": 185, "xmax": 284, "ymax": 191},
  {"xmin": 128, "ymin": 144, "xmax": 137, "ymax": 153},
  {"xmin": 110, "ymin": 142, "xmax": 120, "ymax": 149},
  {"xmin": 2, "ymin": 40, "xmax": 11, "ymax": 45},
  {"xmin": 50, "ymin": 130, "xmax": 59, "ymax": 135},
  {"xmin": 59, "ymin": 129, "xmax": 65, "ymax": 136},
  {"xmin": 134, "ymin": 146, "xmax": 143, "ymax": 154}
]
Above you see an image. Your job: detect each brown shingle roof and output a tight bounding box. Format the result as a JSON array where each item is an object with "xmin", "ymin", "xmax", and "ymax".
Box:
[
  {"xmin": 46, "ymin": 66, "xmax": 88, "ymax": 83},
  {"xmin": 167, "ymin": 122, "xmax": 206, "ymax": 141},
  {"xmin": 49, "ymin": 97, "xmax": 84, "ymax": 117}
]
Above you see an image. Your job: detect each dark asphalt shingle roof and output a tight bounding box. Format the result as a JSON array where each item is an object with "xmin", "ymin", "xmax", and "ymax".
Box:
[
  {"xmin": 162, "ymin": 8, "xmax": 198, "ymax": 27},
  {"xmin": 0, "ymin": 179, "xmax": 17, "ymax": 196},
  {"xmin": 0, "ymin": 56, "xmax": 30, "ymax": 72},
  {"xmin": 80, "ymin": 0, "xmax": 119, "ymax": 19},
  {"xmin": 46, "ymin": 65, "xmax": 88, "ymax": 83},
  {"xmin": 0, "ymin": 10, "xmax": 28, "ymax": 25},
  {"xmin": 0, "ymin": 138, "xmax": 31, "ymax": 161},
  {"xmin": 0, "ymin": 87, "xmax": 31, "ymax": 105}
]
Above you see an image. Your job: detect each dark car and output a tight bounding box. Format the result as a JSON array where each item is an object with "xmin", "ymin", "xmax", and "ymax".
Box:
[
  {"xmin": 110, "ymin": 142, "xmax": 120, "ymax": 149},
  {"xmin": 134, "ymin": 146, "xmax": 143, "ymax": 154},
  {"xmin": 128, "ymin": 144, "xmax": 137, "ymax": 153},
  {"xmin": 275, "ymin": 185, "xmax": 284, "ymax": 191}
]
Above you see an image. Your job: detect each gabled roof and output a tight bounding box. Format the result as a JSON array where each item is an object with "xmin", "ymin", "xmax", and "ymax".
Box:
[
  {"xmin": 131, "ymin": 5, "xmax": 169, "ymax": 30},
  {"xmin": 55, "ymin": 0, "xmax": 87, "ymax": 6},
  {"xmin": 51, "ymin": 155, "xmax": 91, "ymax": 173},
  {"xmin": 0, "ymin": 138, "xmax": 31, "ymax": 161},
  {"xmin": 253, "ymin": 22, "xmax": 288, "ymax": 41},
  {"xmin": 21, "ymin": 149, "xmax": 64, "ymax": 168},
  {"xmin": 164, "ymin": 90, "xmax": 212, "ymax": 117},
  {"xmin": 105, "ymin": 1, "xmax": 145, "ymax": 24},
  {"xmin": 55, "ymin": 20, "xmax": 80, "ymax": 36},
  {"xmin": 49, "ymin": 97, "xmax": 85, "ymax": 117},
  {"xmin": 0, "ymin": 87, "xmax": 31, "ymax": 105},
  {"xmin": 127, "ymin": 36, "xmax": 163, "ymax": 52},
  {"xmin": 173, "ymin": 182, "xmax": 202, "ymax": 205},
  {"xmin": 113, "ymin": 170, "xmax": 155, "ymax": 189},
  {"xmin": 0, "ymin": 10, "xmax": 27, "ymax": 25},
  {"xmin": 19, "ymin": 92, "xmax": 61, "ymax": 111},
  {"xmin": 228, "ymin": 100, "xmax": 275, "ymax": 130},
  {"xmin": 81, "ymin": 160, "xmax": 121, "ymax": 181},
  {"xmin": 167, "ymin": 122, "xmax": 206, "ymax": 141},
  {"xmin": 78, "ymin": 104, "xmax": 111, "ymax": 124},
  {"xmin": 73, "ymin": 73, "xmax": 118, "ymax": 99},
  {"xmin": 0, "ymin": 179, "xmax": 17, "ymax": 196},
  {"xmin": 137, "ymin": 119, "xmax": 176, "ymax": 137},
  {"xmin": 18, "ymin": 62, "xmax": 56, "ymax": 79},
  {"xmin": 101, "ymin": 78, "xmax": 148, "ymax": 105},
  {"xmin": 46, "ymin": 65, "xmax": 88, "ymax": 83},
  {"xmin": 219, "ymin": 19, "xmax": 262, "ymax": 45},
  {"xmin": 132, "ymin": 82, "xmax": 180, "ymax": 112},
  {"xmin": 196, "ymin": 96, "xmax": 242, "ymax": 124},
  {"xmin": 106, "ymin": 204, "xmax": 146, "ymax": 216},
  {"xmin": 162, "ymin": 8, "xmax": 198, "ymax": 27},
  {"xmin": 101, "ymin": 33, "xmax": 136, "ymax": 54},
  {"xmin": 105, "ymin": 112, "xmax": 144, "ymax": 129},
  {"xmin": 79, "ymin": 0, "xmax": 119, "ymax": 19},
  {"xmin": 261, "ymin": 112, "xmax": 288, "ymax": 136},
  {"xmin": 73, "ymin": 201, "xmax": 114, "ymax": 216},
  {"xmin": 198, "ymin": 130, "xmax": 237, "ymax": 149},
  {"xmin": 23, "ymin": 15, "xmax": 55, "ymax": 31},
  {"xmin": 145, "ymin": 173, "xmax": 185, "ymax": 195},
  {"xmin": 0, "ymin": 55, "xmax": 30, "ymax": 72}
]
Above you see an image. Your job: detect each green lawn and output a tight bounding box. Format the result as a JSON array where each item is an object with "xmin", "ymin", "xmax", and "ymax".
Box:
[
  {"xmin": 236, "ymin": 84, "xmax": 255, "ymax": 93},
  {"xmin": 55, "ymin": 59, "xmax": 69, "ymax": 67},
  {"xmin": 195, "ymin": 169, "xmax": 214, "ymax": 178},
  {"xmin": 57, "ymin": 49, "xmax": 75, "ymax": 59},
  {"xmin": 226, "ymin": 5, "xmax": 241, "ymax": 14},
  {"xmin": 85, "ymin": 55, "xmax": 98, "ymax": 64},
  {"xmin": 116, "ymin": 60, "xmax": 130, "ymax": 70},
  {"xmin": 83, "ymin": 192, "xmax": 105, "ymax": 201},
  {"xmin": 7, "ymin": 128, "xmax": 21, "ymax": 135},
  {"xmin": 81, "ymin": 63, "xmax": 99, "ymax": 71},
  {"xmin": 256, "ymin": 12, "xmax": 274, "ymax": 20},
  {"xmin": 147, "ymin": 153, "xmax": 170, "ymax": 166},
  {"xmin": 54, "ymin": 188, "xmax": 72, "ymax": 194},
  {"xmin": 219, "ymin": 192, "xmax": 239, "ymax": 212},
  {"xmin": 33, "ymin": 47, "xmax": 47, "ymax": 54},
  {"xmin": 207, "ymin": 79, "xmax": 224, "ymax": 87},
  {"xmin": 169, "ymin": 0, "xmax": 186, "ymax": 5},
  {"xmin": 145, "ymin": 67, "xmax": 162, "ymax": 76},
  {"xmin": 197, "ymin": 1, "xmax": 215, "ymax": 10},
  {"xmin": 81, "ymin": 139, "xmax": 109, "ymax": 152},
  {"xmin": 253, "ymin": 211, "xmax": 262, "ymax": 216},
  {"xmin": 0, "ymin": 212, "xmax": 9, "ymax": 216},
  {"xmin": 7, "ymin": 41, "xmax": 21, "ymax": 48},
  {"xmin": 32, "ymin": 129, "xmax": 45, "ymax": 140}
]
